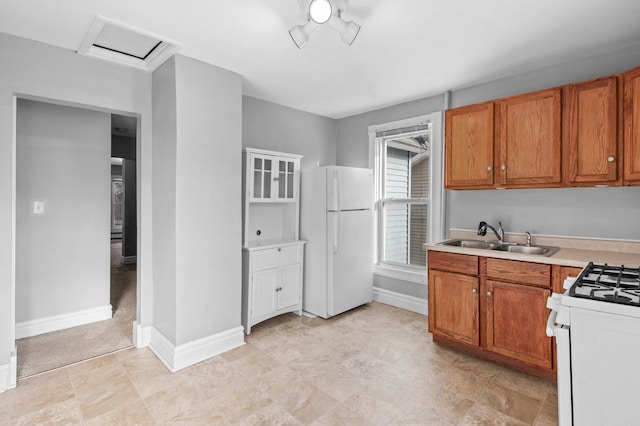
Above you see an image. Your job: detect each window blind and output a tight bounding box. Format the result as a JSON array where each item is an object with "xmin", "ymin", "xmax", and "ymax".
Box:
[{"xmin": 375, "ymin": 123, "xmax": 430, "ymax": 138}]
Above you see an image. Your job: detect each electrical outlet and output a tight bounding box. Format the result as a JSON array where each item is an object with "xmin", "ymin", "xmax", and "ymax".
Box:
[{"xmin": 33, "ymin": 201, "xmax": 45, "ymax": 215}]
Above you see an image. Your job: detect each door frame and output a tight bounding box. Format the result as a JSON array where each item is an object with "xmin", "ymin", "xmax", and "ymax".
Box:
[{"xmin": 9, "ymin": 93, "xmax": 149, "ymax": 387}]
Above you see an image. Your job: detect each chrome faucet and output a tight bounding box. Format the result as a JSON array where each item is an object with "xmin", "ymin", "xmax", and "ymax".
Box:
[
  {"xmin": 525, "ymin": 231, "xmax": 532, "ymax": 247},
  {"xmin": 478, "ymin": 221, "xmax": 504, "ymax": 242}
]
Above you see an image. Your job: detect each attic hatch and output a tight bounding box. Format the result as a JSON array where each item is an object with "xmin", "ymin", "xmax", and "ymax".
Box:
[{"xmin": 77, "ymin": 15, "xmax": 182, "ymax": 72}]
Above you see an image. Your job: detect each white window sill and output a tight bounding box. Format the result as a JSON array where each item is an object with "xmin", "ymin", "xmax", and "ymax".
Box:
[{"xmin": 373, "ymin": 264, "xmax": 426, "ymax": 285}]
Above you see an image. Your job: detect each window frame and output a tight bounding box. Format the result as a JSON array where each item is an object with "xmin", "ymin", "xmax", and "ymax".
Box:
[{"xmin": 368, "ymin": 112, "xmax": 445, "ymax": 285}]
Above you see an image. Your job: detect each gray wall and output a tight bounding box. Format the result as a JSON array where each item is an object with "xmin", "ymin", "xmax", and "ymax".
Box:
[
  {"xmin": 337, "ymin": 43, "xmax": 640, "ymax": 241},
  {"xmin": 0, "ymin": 32, "xmax": 153, "ymax": 370},
  {"xmin": 152, "ymin": 55, "xmax": 243, "ymax": 346},
  {"xmin": 152, "ymin": 57, "xmax": 178, "ymax": 342},
  {"xmin": 373, "ymin": 275, "xmax": 426, "ymax": 299},
  {"xmin": 337, "ymin": 96, "xmax": 444, "ymax": 169},
  {"xmin": 242, "ymin": 96, "xmax": 337, "ymax": 169},
  {"xmin": 16, "ymin": 99, "xmax": 111, "ymax": 322},
  {"xmin": 174, "ymin": 55, "xmax": 242, "ymax": 345}
]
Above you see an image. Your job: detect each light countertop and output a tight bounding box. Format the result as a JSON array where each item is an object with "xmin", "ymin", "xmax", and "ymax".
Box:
[
  {"xmin": 243, "ymin": 239, "xmax": 306, "ymax": 250},
  {"xmin": 425, "ymin": 229, "xmax": 640, "ymax": 268}
]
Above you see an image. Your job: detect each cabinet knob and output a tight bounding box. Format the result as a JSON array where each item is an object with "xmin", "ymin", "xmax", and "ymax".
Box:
[
  {"xmin": 487, "ymin": 166, "xmax": 492, "ymax": 171},
  {"xmin": 607, "ymin": 156, "xmax": 615, "ymax": 163},
  {"xmin": 277, "ymin": 247, "xmax": 282, "ymax": 252},
  {"xmin": 472, "ymin": 288, "xmax": 478, "ymax": 293},
  {"xmin": 486, "ymin": 291, "xmax": 493, "ymax": 297},
  {"xmin": 500, "ymin": 165, "xmax": 506, "ymax": 171},
  {"xmin": 273, "ymin": 177, "xmax": 280, "ymax": 181}
]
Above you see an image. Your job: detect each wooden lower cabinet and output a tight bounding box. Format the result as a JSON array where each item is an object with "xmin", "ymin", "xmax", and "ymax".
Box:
[
  {"xmin": 428, "ymin": 250, "xmax": 560, "ymax": 380},
  {"xmin": 552, "ymin": 264, "xmax": 584, "ymax": 294},
  {"xmin": 429, "ymin": 269, "xmax": 479, "ymax": 346},
  {"xmin": 485, "ymin": 280, "xmax": 552, "ymax": 369}
]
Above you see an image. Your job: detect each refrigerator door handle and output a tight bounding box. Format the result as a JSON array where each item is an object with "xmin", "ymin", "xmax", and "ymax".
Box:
[
  {"xmin": 333, "ymin": 170, "xmax": 340, "ymax": 212},
  {"xmin": 333, "ymin": 212, "xmax": 340, "ymax": 253}
]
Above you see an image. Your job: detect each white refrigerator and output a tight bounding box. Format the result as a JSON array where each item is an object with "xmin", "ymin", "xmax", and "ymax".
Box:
[{"xmin": 300, "ymin": 166, "xmax": 373, "ymax": 318}]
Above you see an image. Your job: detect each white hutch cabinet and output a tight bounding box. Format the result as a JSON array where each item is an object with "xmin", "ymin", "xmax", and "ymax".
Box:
[{"xmin": 242, "ymin": 148, "xmax": 305, "ymax": 334}]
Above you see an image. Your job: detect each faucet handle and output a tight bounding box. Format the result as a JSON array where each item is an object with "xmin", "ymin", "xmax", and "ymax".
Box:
[{"xmin": 525, "ymin": 231, "xmax": 532, "ymax": 246}]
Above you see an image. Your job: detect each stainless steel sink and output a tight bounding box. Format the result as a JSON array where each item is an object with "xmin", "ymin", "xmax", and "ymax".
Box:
[
  {"xmin": 437, "ymin": 239, "xmax": 559, "ymax": 257},
  {"xmin": 491, "ymin": 244, "xmax": 560, "ymax": 256},
  {"xmin": 437, "ymin": 239, "xmax": 500, "ymax": 249}
]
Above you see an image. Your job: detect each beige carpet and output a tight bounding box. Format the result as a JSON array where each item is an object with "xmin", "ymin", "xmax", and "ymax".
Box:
[{"xmin": 16, "ymin": 242, "xmax": 136, "ymax": 378}]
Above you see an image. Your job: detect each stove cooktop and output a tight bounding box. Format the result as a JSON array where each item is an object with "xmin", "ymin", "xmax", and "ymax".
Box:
[{"xmin": 569, "ymin": 263, "xmax": 640, "ymax": 307}]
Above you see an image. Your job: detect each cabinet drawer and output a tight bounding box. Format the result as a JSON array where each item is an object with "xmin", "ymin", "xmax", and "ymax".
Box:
[
  {"xmin": 428, "ymin": 251, "xmax": 478, "ymax": 276},
  {"xmin": 253, "ymin": 245, "xmax": 301, "ymax": 271},
  {"xmin": 486, "ymin": 258, "xmax": 551, "ymax": 287}
]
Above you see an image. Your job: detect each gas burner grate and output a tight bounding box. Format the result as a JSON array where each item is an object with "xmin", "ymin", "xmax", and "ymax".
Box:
[{"xmin": 569, "ymin": 263, "xmax": 640, "ymax": 307}]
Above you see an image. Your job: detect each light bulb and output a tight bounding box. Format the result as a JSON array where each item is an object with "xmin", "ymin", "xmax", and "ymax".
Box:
[{"xmin": 309, "ymin": 0, "xmax": 332, "ymax": 24}]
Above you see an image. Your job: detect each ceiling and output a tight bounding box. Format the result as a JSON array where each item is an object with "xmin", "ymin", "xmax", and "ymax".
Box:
[{"xmin": 2, "ymin": 0, "xmax": 640, "ymax": 119}]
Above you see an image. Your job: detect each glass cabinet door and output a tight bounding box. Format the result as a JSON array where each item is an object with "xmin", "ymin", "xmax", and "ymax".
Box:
[
  {"xmin": 251, "ymin": 156, "xmax": 273, "ymax": 201},
  {"xmin": 250, "ymin": 154, "xmax": 297, "ymax": 202},
  {"xmin": 276, "ymin": 159, "xmax": 296, "ymax": 200}
]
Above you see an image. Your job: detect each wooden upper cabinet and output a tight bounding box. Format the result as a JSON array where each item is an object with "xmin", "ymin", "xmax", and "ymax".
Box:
[
  {"xmin": 499, "ymin": 89, "xmax": 562, "ymax": 186},
  {"xmin": 564, "ymin": 77, "xmax": 619, "ymax": 185},
  {"xmin": 623, "ymin": 66, "xmax": 640, "ymax": 185},
  {"xmin": 445, "ymin": 103, "xmax": 495, "ymax": 189}
]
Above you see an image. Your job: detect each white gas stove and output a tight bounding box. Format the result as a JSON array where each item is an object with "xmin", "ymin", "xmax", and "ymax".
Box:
[{"xmin": 547, "ymin": 262, "xmax": 640, "ymax": 426}]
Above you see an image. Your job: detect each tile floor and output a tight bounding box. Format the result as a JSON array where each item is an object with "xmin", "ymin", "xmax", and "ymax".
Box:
[{"xmin": 0, "ymin": 302, "xmax": 559, "ymax": 425}]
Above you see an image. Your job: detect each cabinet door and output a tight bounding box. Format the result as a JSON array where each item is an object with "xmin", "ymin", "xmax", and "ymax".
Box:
[
  {"xmin": 624, "ymin": 66, "xmax": 640, "ymax": 184},
  {"xmin": 499, "ymin": 89, "xmax": 562, "ymax": 186},
  {"xmin": 251, "ymin": 268, "xmax": 278, "ymax": 318},
  {"xmin": 274, "ymin": 158, "xmax": 297, "ymax": 201},
  {"xmin": 565, "ymin": 77, "xmax": 619, "ymax": 184},
  {"xmin": 485, "ymin": 280, "xmax": 553, "ymax": 369},
  {"xmin": 445, "ymin": 102, "xmax": 495, "ymax": 189},
  {"xmin": 428, "ymin": 269, "xmax": 479, "ymax": 346},
  {"xmin": 277, "ymin": 263, "xmax": 301, "ymax": 310},
  {"xmin": 249, "ymin": 154, "xmax": 274, "ymax": 201}
]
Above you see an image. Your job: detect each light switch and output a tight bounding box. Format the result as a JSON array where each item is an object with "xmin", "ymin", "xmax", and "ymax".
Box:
[{"xmin": 33, "ymin": 201, "xmax": 45, "ymax": 215}]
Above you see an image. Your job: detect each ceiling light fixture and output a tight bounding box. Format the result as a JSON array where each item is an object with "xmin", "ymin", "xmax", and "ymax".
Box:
[
  {"xmin": 289, "ymin": 0, "xmax": 361, "ymax": 49},
  {"xmin": 309, "ymin": 0, "xmax": 332, "ymax": 24}
]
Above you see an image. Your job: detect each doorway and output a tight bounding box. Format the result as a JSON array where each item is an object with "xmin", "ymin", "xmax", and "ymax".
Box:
[{"xmin": 14, "ymin": 100, "xmax": 138, "ymax": 378}]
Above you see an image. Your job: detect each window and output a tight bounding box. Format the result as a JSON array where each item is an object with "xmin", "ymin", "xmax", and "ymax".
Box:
[
  {"xmin": 381, "ymin": 133, "xmax": 430, "ymax": 267},
  {"xmin": 369, "ymin": 113, "xmax": 444, "ymax": 283}
]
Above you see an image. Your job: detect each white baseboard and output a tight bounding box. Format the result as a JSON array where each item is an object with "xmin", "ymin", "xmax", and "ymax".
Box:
[
  {"xmin": 133, "ymin": 321, "xmax": 151, "ymax": 348},
  {"xmin": 0, "ymin": 362, "xmax": 9, "ymax": 393},
  {"xmin": 149, "ymin": 325, "xmax": 245, "ymax": 372},
  {"xmin": 373, "ymin": 287, "xmax": 427, "ymax": 315},
  {"xmin": 15, "ymin": 305, "xmax": 113, "ymax": 339},
  {"xmin": 0, "ymin": 352, "xmax": 17, "ymax": 393},
  {"xmin": 120, "ymin": 255, "xmax": 137, "ymax": 265}
]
